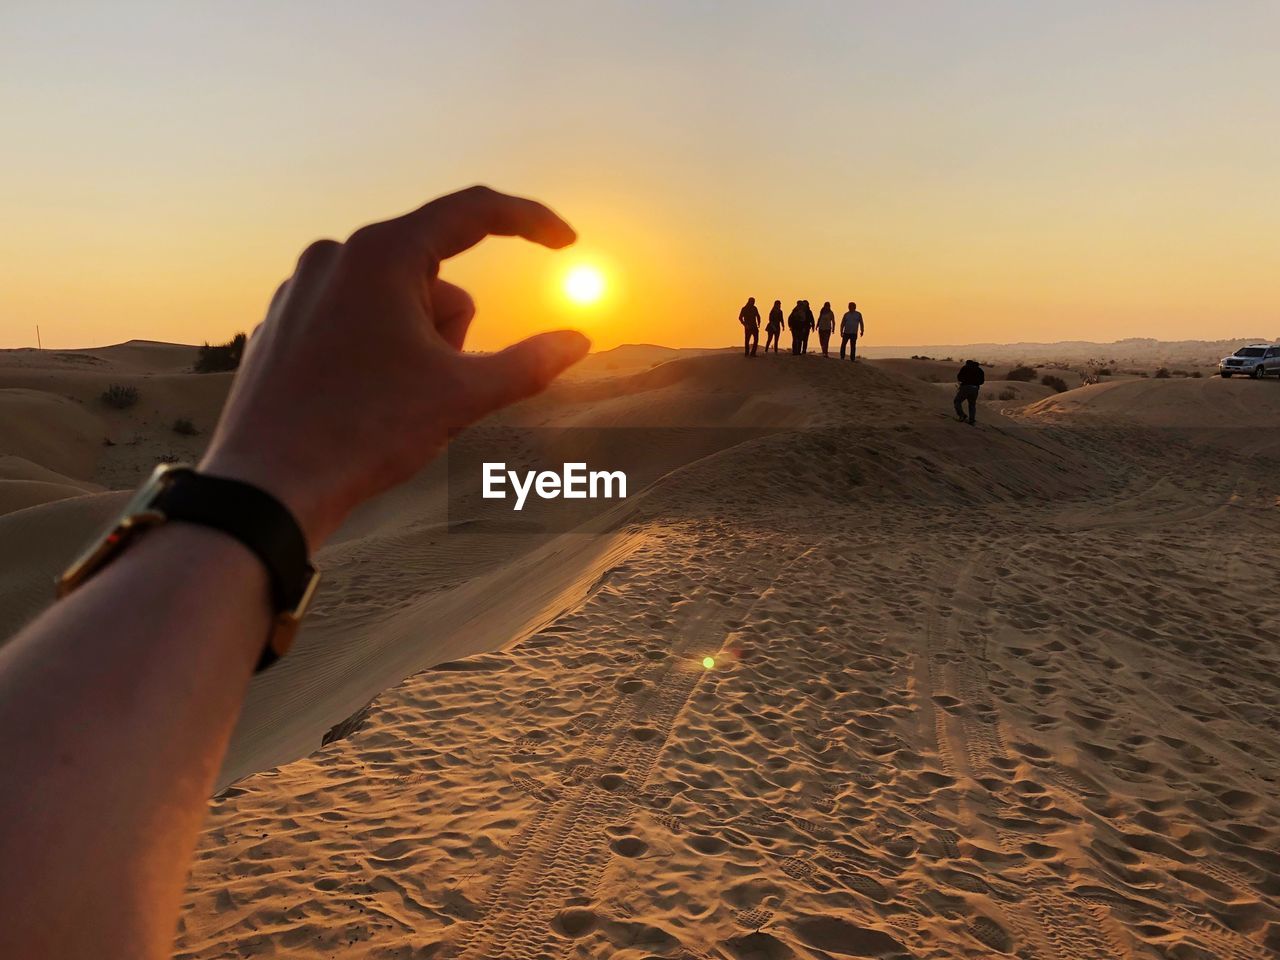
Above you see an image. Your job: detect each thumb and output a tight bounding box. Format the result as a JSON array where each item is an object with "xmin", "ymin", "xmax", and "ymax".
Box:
[{"xmin": 460, "ymin": 329, "xmax": 590, "ymax": 420}]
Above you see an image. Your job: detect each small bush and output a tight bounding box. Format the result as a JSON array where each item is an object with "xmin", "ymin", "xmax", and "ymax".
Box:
[
  {"xmin": 1041, "ymin": 374, "xmax": 1069, "ymax": 393},
  {"xmin": 195, "ymin": 332, "xmax": 247, "ymax": 373},
  {"xmin": 1191, "ymin": 371, "xmax": 1203, "ymax": 378},
  {"xmin": 1154, "ymin": 367, "xmax": 1171, "ymax": 379},
  {"xmin": 172, "ymin": 418, "xmax": 198, "ymax": 436},
  {"xmin": 1096, "ymin": 367, "xmax": 1112, "ymax": 376},
  {"xmin": 101, "ymin": 384, "xmax": 139, "ymax": 409},
  {"xmin": 997, "ymin": 388, "xmax": 1017, "ymax": 401},
  {"xmin": 1007, "ymin": 365, "xmax": 1037, "ymax": 382}
]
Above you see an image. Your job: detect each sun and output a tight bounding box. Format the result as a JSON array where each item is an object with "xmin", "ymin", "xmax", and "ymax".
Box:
[{"xmin": 564, "ymin": 265, "xmax": 605, "ymax": 305}]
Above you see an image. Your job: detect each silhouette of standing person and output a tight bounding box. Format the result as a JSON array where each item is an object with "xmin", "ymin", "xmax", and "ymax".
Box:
[
  {"xmin": 816, "ymin": 301, "xmax": 835, "ymax": 356},
  {"xmin": 787, "ymin": 300, "xmax": 806, "ymax": 355},
  {"xmin": 765, "ymin": 300, "xmax": 783, "ymax": 353},
  {"xmin": 954, "ymin": 359, "xmax": 985, "ymax": 425},
  {"xmin": 840, "ymin": 302, "xmax": 864, "ymax": 361},
  {"xmin": 739, "ymin": 297, "xmax": 761, "ymax": 357},
  {"xmin": 801, "ymin": 300, "xmax": 815, "ymax": 354}
]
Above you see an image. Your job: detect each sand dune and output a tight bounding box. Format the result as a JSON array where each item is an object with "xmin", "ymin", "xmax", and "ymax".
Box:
[
  {"xmin": 862, "ymin": 337, "xmax": 1272, "ymax": 370},
  {"xmin": 2, "ymin": 345, "xmax": 1277, "ymax": 958},
  {"xmin": 0, "ymin": 340, "xmax": 228, "ymax": 504},
  {"xmin": 560, "ymin": 343, "xmax": 721, "ymax": 382},
  {"xmin": 875, "ymin": 357, "xmax": 1088, "ymax": 386},
  {"xmin": 873, "ymin": 357, "xmax": 974, "ymax": 383},
  {"xmin": 0, "ymin": 454, "xmax": 102, "ymax": 515},
  {"xmin": 0, "ymin": 389, "xmax": 105, "ymax": 481},
  {"xmin": 1028, "ymin": 375, "xmax": 1280, "ymax": 428},
  {"xmin": 928, "ymin": 379, "xmax": 1060, "ymax": 415}
]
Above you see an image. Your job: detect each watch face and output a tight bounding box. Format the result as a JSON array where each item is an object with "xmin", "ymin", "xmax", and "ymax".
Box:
[
  {"xmin": 119, "ymin": 463, "xmax": 179, "ymax": 517},
  {"xmin": 55, "ymin": 462, "xmax": 192, "ymax": 598}
]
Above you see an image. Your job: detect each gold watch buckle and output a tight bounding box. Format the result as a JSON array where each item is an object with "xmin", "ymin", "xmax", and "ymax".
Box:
[{"xmin": 266, "ymin": 567, "xmax": 322, "ymax": 660}]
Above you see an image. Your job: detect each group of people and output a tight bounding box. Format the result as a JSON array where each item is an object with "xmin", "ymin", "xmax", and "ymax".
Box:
[
  {"xmin": 737, "ymin": 297, "xmax": 989, "ymax": 426},
  {"xmin": 738, "ymin": 298, "xmax": 864, "ymax": 359}
]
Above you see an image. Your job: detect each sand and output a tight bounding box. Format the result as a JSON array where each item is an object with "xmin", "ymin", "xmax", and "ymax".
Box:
[{"xmin": 1, "ymin": 343, "xmax": 1277, "ymax": 959}]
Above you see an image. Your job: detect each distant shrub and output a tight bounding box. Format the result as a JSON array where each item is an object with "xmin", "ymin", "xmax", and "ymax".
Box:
[
  {"xmin": 997, "ymin": 388, "xmax": 1017, "ymax": 401},
  {"xmin": 1007, "ymin": 365, "xmax": 1037, "ymax": 382},
  {"xmin": 1096, "ymin": 367, "xmax": 1112, "ymax": 376},
  {"xmin": 1041, "ymin": 374, "xmax": 1069, "ymax": 393},
  {"xmin": 1191, "ymin": 371, "xmax": 1203, "ymax": 378},
  {"xmin": 172, "ymin": 418, "xmax": 198, "ymax": 436},
  {"xmin": 195, "ymin": 332, "xmax": 247, "ymax": 373},
  {"xmin": 101, "ymin": 384, "xmax": 139, "ymax": 409},
  {"xmin": 1154, "ymin": 367, "xmax": 1171, "ymax": 379}
]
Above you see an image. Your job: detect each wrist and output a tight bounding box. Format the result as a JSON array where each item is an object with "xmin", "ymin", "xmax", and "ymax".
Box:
[{"xmin": 197, "ymin": 447, "xmax": 347, "ymax": 551}]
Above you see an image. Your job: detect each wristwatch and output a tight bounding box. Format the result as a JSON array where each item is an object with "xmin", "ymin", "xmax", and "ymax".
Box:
[{"xmin": 56, "ymin": 463, "xmax": 321, "ymax": 671}]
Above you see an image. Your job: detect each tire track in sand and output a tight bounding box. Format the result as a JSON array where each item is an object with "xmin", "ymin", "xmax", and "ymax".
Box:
[
  {"xmin": 916, "ymin": 548, "xmax": 1129, "ymax": 960},
  {"xmin": 452, "ymin": 539, "xmax": 809, "ymax": 960}
]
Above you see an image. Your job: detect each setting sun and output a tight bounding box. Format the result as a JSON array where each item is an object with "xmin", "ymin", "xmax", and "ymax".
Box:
[{"xmin": 564, "ymin": 265, "xmax": 605, "ymax": 305}]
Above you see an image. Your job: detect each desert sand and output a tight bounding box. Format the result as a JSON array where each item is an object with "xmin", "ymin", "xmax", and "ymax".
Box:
[{"xmin": 1, "ymin": 341, "xmax": 1278, "ymax": 959}]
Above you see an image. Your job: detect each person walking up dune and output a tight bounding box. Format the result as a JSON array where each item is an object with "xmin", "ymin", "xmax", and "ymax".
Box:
[
  {"xmin": 954, "ymin": 359, "xmax": 985, "ymax": 425},
  {"xmin": 765, "ymin": 300, "xmax": 783, "ymax": 353},
  {"xmin": 801, "ymin": 300, "xmax": 815, "ymax": 354},
  {"xmin": 816, "ymin": 301, "xmax": 835, "ymax": 356},
  {"xmin": 840, "ymin": 302, "xmax": 863, "ymax": 361},
  {"xmin": 739, "ymin": 297, "xmax": 761, "ymax": 357}
]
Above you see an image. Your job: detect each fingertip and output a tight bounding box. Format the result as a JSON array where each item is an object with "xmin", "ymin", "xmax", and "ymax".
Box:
[
  {"xmin": 546, "ymin": 329, "xmax": 591, "ymax": 365},
  {"xmin": 521, "ymin": 329, "xmax": 591, "ymax": 388},
  {"xmin": 545, "ymin": 218, "xmax": 577, "ymax": 250},
  {"xmin": 462, "ymin": 330, "xmax": 591, "ymax": 417},
  {"xmin": 528, "ymin": 196, "xmax": 575, "ymax": 248}
]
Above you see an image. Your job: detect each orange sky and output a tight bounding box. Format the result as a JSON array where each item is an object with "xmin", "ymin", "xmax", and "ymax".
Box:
[{"xmin": 1, "ymin": 2, "xmax": 1277, "ymax": 352}]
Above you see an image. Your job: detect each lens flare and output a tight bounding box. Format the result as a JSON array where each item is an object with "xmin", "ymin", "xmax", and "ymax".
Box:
[{"xmin": 702, "ymin": 656, "xmax": 715, "ymax": 669}]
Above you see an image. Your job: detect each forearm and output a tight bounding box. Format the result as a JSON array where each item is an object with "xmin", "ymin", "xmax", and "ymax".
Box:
[
  {"xmin": 0, "ymin": 524, "xmax": 270, "ymax": 959},
  {"xmin": 0, "ymin": 185, "xmax": 586, "ymax": 959}
]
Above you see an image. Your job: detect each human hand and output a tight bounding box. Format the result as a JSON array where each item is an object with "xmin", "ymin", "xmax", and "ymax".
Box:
[{"xmin": 200, "ymin": 186, "xmax": 589, "ymax": 549}]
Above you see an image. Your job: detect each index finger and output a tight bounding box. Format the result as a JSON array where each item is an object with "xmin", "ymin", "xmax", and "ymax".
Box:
[{"xmin": 389, "ymin": 185, "xmax": 576, "ymax": 265}]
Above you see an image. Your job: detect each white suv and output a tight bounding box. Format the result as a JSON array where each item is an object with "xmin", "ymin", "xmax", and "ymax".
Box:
[{"xmin": 1219, "ymin": 344, "xmax": 1280, "ymax": 379}]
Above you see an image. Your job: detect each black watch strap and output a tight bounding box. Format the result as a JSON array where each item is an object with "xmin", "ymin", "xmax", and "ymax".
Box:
[{"xmin": 154, "ymin": 468, "xmax": 316, "ymax": 671}]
